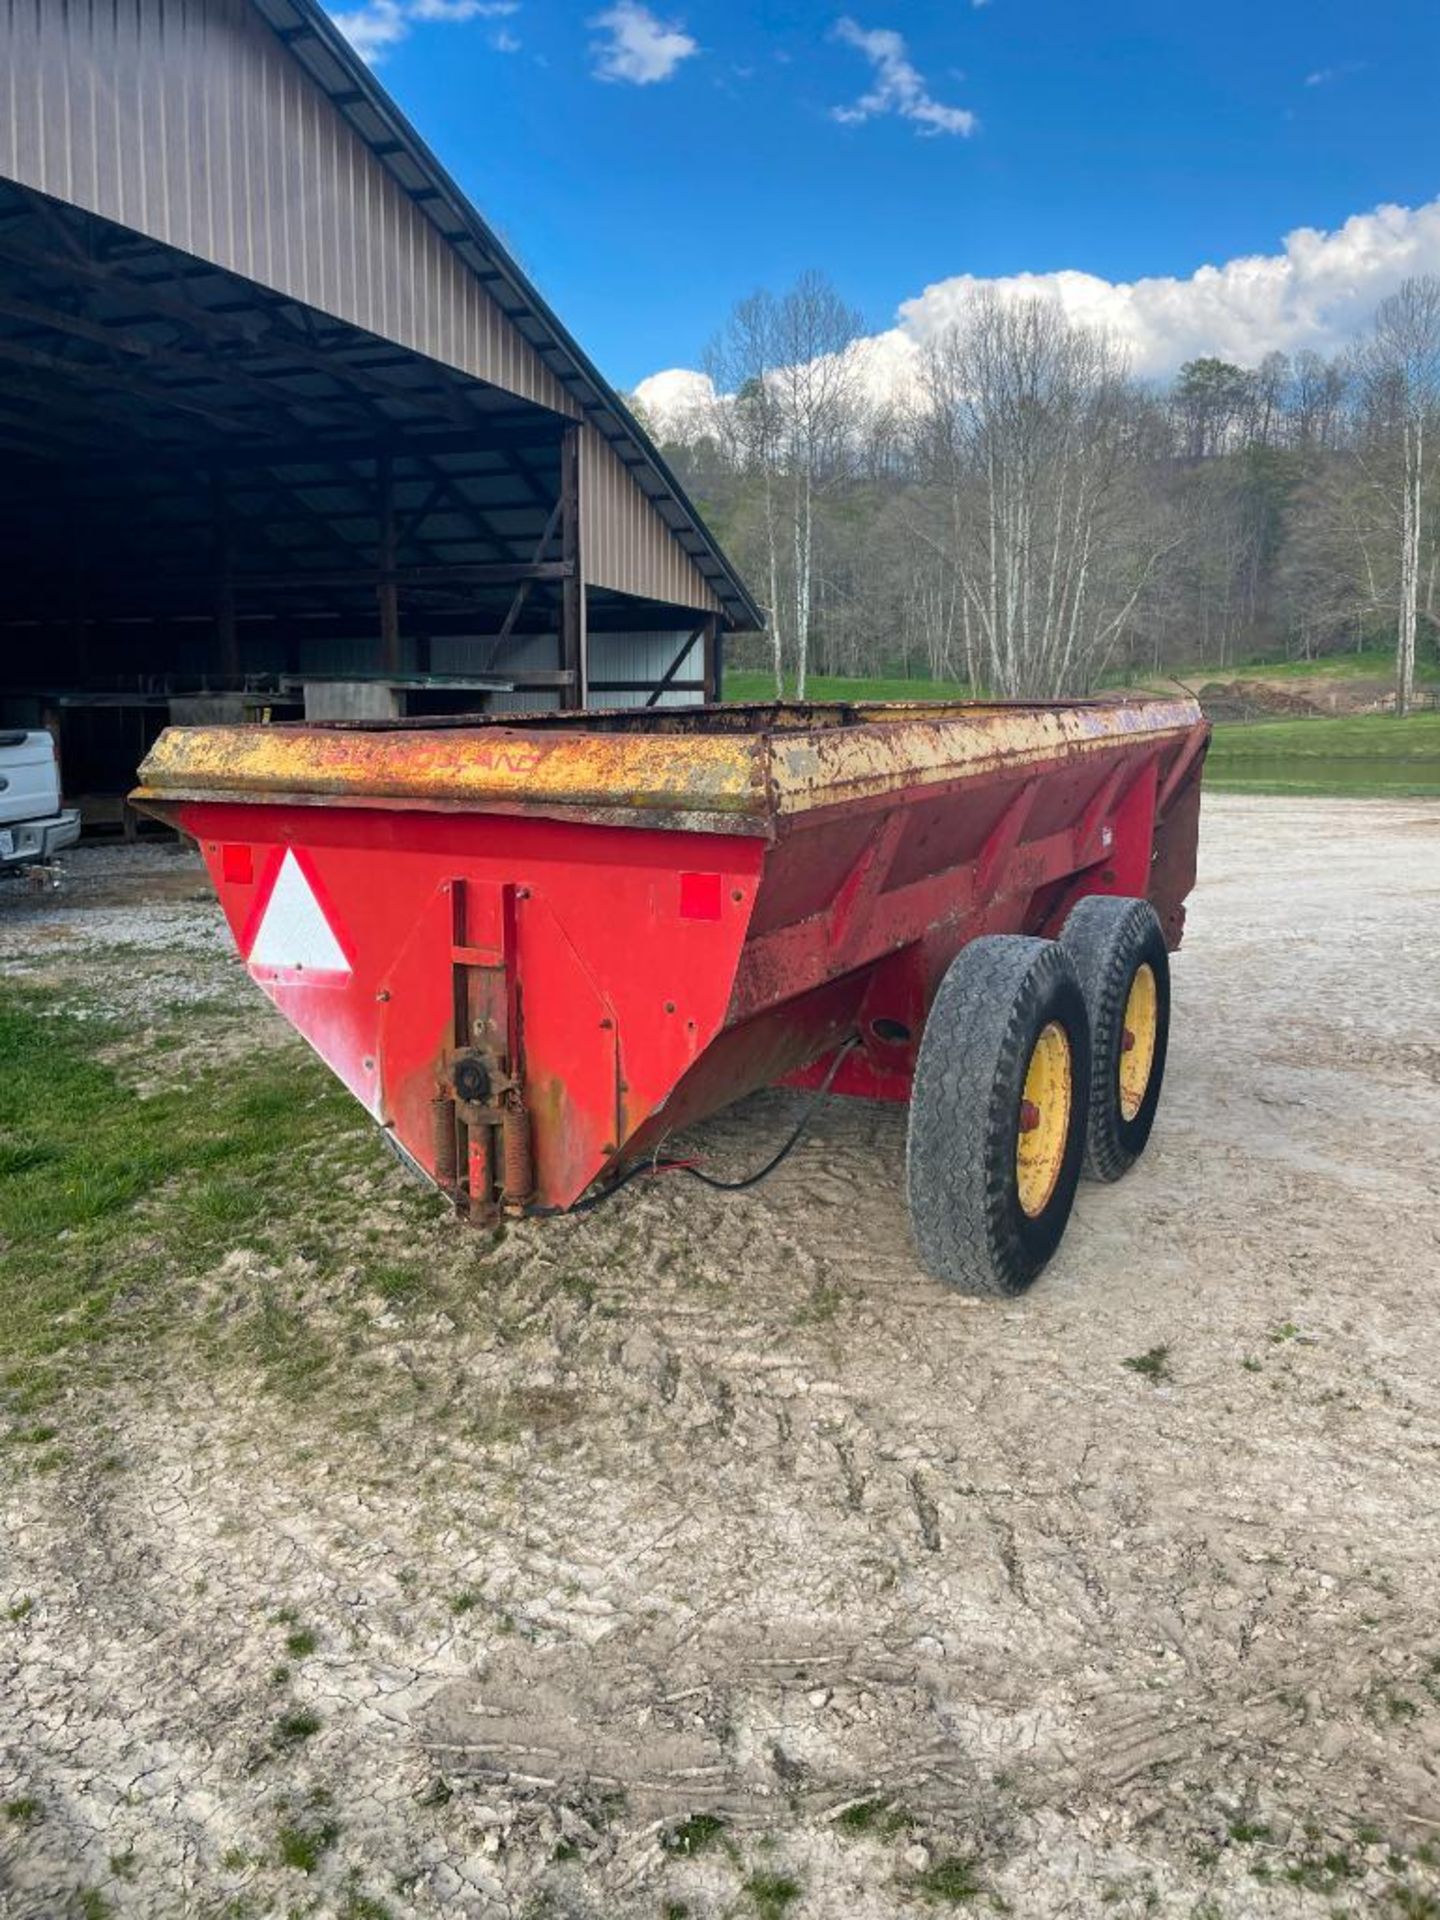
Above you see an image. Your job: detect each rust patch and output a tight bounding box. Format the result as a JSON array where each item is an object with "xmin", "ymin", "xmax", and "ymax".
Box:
[{"xmin": 132, "ymin": 698, "xmax": 1204, "ymax": 839}]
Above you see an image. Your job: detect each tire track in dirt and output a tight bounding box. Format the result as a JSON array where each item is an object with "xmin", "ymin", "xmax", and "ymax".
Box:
[{"xmin": 4, "ymin": 800, "xmax": 1440, "ymax": 1916}]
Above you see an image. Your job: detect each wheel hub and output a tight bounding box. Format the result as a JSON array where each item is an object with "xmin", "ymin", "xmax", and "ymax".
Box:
[
  {"xmin": 1118, "ymin": 964, "xmax": 1158, "ymax": 1121},
  {"xmin": 1016, "ymin": 1020, "xmax": 1072, "ymax": 1219}
]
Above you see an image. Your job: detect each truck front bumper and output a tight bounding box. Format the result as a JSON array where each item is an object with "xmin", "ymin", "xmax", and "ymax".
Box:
[{"xmin": 0, "ymin": 809, "xmax": 81, "ymax": 869}]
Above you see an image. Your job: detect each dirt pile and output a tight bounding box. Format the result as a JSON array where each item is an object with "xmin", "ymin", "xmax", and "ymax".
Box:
[
  {"xmin": 1194, "ymin": 671, "xmax": 1420, "ymax": 720},
  {"xmin": 1195, "ymin": 678, "xmax": 1325, "ymax": 720}
]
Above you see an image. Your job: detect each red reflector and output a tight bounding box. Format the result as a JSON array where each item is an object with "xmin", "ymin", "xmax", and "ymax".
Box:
[
  {"xmin": 222, "ymin": 844, "xmax": 254, "ymax": 885},
  {"xmin": 679, "ymin": 871, "xmax": 722, "ymax": 921}
]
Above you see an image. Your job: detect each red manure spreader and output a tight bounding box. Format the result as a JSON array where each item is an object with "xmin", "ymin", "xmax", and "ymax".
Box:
[{"xmin": 134, "ymin": 695, "xmax": 1207, "ymax": 1294}]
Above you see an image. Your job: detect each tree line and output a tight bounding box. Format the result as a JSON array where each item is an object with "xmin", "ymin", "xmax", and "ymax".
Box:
[{"xmin": 634, "ymin": 271, "xmax": 1440, "ymax": 709}]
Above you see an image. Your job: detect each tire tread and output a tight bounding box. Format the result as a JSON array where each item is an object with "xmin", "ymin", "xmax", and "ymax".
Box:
[
  {"xmin": 1060, "ymin": 895, "xmax": 1170, "ymax": 1181},
  {"xmin": 907, "ymin": 937, "xmax": 1087, "ymax": 1296}
]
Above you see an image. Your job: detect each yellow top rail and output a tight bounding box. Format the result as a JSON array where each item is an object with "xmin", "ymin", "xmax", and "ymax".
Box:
[{"xmin": 133, "ymin": 697, "xmax": 1205, "ymax": 837}]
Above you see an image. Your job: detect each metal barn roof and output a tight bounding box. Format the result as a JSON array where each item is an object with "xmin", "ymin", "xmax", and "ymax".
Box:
[
  {"xmin": 0, "ymin": 0, "xmax": 762, "ymax": 634},
  {"xmin": 252, "ymin": 0, "xmax": 761, "ymax": 631}
]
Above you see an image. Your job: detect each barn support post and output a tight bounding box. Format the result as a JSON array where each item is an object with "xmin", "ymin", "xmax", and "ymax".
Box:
[
  {"xmin": 559, "ymin": 423, "xmax": 586, "ymax": 708},
  {"xmin": 210, "ymin": 467, "xmax": 238, "ymax": 686},
  {"xmin": 377, "ymin": 452, "xmax": 401, "ymax": 676},
  {"xmin": 702, "ymin": 612, "xmax": 721, "ymax": 703}
]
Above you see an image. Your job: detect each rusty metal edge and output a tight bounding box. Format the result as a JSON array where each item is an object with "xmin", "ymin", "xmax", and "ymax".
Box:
[
  {"xmin": 130, "ymin": 787, "xmax": 775, "ymax": 840},
  {"xmin": 765, "ymin": 697, "xmax": 1205, "ymax": 815},
  {"xmin": 131, "ymin": 697, "xmax": 1204, "ymax": 834}
]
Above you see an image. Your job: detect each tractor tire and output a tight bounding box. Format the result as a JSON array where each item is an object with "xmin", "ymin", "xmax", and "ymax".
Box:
[
  {"xmin": 1060, "ymin": 894, "xmax": 1171, "ymax": 1182},
  {"xmin": 906, "ymin": 936, "xmax": 1090, "ymax": 1296}
]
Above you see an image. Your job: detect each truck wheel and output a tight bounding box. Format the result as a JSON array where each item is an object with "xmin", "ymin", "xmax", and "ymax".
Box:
[
  {"xmin": 1060, "ymin": 895, "xmax": 1170, "ymax": 1182},
  {"xmin": 907, "ymin": 937, "xmax": 1090, "ymax": 1296}
]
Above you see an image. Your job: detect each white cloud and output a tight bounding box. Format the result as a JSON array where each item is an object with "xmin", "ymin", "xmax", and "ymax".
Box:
[
  {"xmin": 329, "ymin": 0, "xmax": 407, "ymax": 59},
  {"xmin": 329, "ymin": 0, "xmax": 518, "ymax": 64},
  {"xmin": 831, "ymin": 19, "xmax": 977, "ymax": 138},
  {"xmin": 894, "ymin": 198, "xmax": 1440, "ymax": 378},
  {"xmin": 632, "ymin": 366, "xmax": 716, "ymax": 429},
  {"xmin": 589, "ymin": 2, "xmax": 698, "ymax": 84},
  {"xmin": 410, "ymin": 0, "xmax": 503, "ymax": 17},
  {"xmin": 634, "ymin": 336, "xmax": 916, "ymax": 435},
  {"xmin": 635, "ymin": 196, "xmax": 1440, "ymax": 433},
  {"xmin": 1303, "ymin": 61, "xmax": 1363, "ymax": 88}
]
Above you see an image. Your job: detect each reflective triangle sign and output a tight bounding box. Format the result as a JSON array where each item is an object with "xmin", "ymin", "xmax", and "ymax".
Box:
[{"xmin": 247, "ymin": 849, "xmax": 351, "ymax": 982}]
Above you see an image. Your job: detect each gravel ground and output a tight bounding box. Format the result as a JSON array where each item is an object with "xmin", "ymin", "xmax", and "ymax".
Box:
[{"xmin": 2, "ymin": 795, "xmax": 1439, "ymax": 1920}]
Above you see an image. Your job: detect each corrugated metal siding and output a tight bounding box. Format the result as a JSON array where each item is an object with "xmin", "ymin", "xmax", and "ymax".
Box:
[
  {"xmin": 591, "ymin": 630, "xmax": 702, "ymax": 708},
  {"xmin": 0, "ymin": 0, "xmax": 721, "ymax": 614},
  {"xmin": 426, "ymin": 631, "xmax": 702, "ymax": 709},
  {"xmin": 297, "ymin": 631, "xmax": 419, "ymax": 678},
  {"xmin": 427, "ymin": 633, "xmax": 552, "ymax": 682},
  {"xmin": 581, "ymin": 429, "xmax": 719, "ymax": 613},
  {"xmin": 1, "ymin": 0, "xmax": 567, "ymax": 412}
]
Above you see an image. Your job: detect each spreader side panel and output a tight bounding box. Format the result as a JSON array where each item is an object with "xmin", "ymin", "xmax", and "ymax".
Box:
[{"xmin": 181, "ymin": 802, "xmax": 764, "ymax": 1210}]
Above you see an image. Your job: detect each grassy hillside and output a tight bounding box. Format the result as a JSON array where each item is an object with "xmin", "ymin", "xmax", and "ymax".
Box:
[
  {"xmin": 1187, "ymin": 649, "xmax": 1439, "ymax": 686},
  {"xmin": 1208, "ymin": 712, "xmax": 1440, "ymax": 757},
  {"xmin": 723, "ymin": 670, "xmax": 970, "ymax": 703},
  {"xmin": 1102, "ymin": 648, "xmax": 1438, "ymax": 690},
  {"xmin": 1206, "ymin": 711, "xmax": 1440, "ymax": 796},
  {"xmin": 725, "ymin": 651, "xmax": 1438, "ymax": 706}
]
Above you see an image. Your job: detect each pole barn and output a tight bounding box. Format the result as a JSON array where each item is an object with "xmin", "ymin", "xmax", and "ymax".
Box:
[{"xmin": 0, "ymin": 0, "xmax": 760, "ymax": 821}]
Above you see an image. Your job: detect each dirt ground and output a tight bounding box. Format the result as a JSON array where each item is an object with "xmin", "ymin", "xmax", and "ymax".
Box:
[
  {"xmin": 1183, "ymin": 670, "xmax": 1427, "ymax": 719},
  {"xmin": 2, "ymin": 795, "xmax": 1439, "ymax": 1920}
]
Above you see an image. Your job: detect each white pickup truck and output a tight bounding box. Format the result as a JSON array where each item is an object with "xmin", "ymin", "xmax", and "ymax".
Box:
[{"xmin": 0, "ymin": 729, "xmax": 81, "ymax": 871}]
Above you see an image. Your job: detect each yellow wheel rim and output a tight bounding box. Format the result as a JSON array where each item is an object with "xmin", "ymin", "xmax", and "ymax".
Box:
[
  {"xmin": 1118, "ymin": 963, "xmax": 1159, "ymax": 1122},
  {"xmin": 1016, "ymin": 1020, "xmax": 1073, "ymax": 1219}
]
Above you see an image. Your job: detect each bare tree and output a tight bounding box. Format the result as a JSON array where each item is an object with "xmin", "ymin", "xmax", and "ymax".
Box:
[
  {"xmin": 914, "ymin": 293, "xmax": 1176, "ymax": 696},
  {"xmin": 704, "ymin": 275, "xmax": 865, "ymax": 696},
  {"xmin": 670, "ymin": 275, "xmax": 1440, "ymax": 696},
  {"xmin": 1290, "ymin": 350, "xmax": 1348, "ymax": 450},
  {"xmin": 705, "ymin": 295, "xmax": 786, "ymax": 694},
  {"xmin": 1251, "ymin": 351, "xmax": 1291, "ymax": 448},
  {"xmin": 1356, "ymin": 276, "xmax": 1440, "ymax": 713},
  {"xmin": 767, "ymin": 272, "xmax": 866, "ymax": 697}
]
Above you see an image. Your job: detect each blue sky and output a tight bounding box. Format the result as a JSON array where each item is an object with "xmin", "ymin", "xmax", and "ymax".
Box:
[{"xmin": 329, "ymin": 0, "xmax": 1440, "ymax": 395}]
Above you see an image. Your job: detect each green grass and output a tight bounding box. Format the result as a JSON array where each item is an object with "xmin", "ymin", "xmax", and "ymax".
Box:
[
  {"xmin": 1122, "ymin": 1345, "xmax": 1173, "ymax": 1385},
  {"xmin": 725, "ymin": 670, "xmax": 971, "ymax": 704},
  {"xmin": 0, "ymin": 992, "xmax": 368, "ymax": 1423},
  {"xmin": 660, "ymin": 1812, "xmax": 728, "ymax": 1857},
  {"xmin": 1199, "ymin": 647, "xmax": 1439, "ymax": 684},
  {"xmin": 728, "ymin": 651, "xmax": 1440, "ymax": 708},
  {"xmin": 339, "ymin": 1889, "xmax": 395, "ymax": 1920},
  {"xmin": 1108, "ymin": 647, "xmax": 1440, "ymax": 690},
  {"xmin": 276, "ymin": 1816, "xmax": 340, "ymax": 1873},
  {"xmin": 911, "ymin": 1855, "xmax": 986, "ymax": 1903},
  {"xmin": 743, "ymin": 1873, "xmax": 802, "ymax": 1919},
  {"xmin": 273, "ymin": 1708, "xmax": 322, "ymax": 1749},
  {"xmin": 835, "ymin": 1798, "xmax": 915, "ymax": 1838},
  {"xmin": 727, "ymin": 651, "xmax": 1440, "ymax": 707},
  {"xmin": 1211, "ymin": 711, "xmax": 1440, "ymax": 758},
  {"xmin": 1207, "ymin": 711, "xmax": 1440, "ymax": 796}
]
